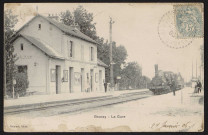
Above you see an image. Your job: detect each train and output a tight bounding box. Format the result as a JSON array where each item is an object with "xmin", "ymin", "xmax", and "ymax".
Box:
[{"xmin": 149, "ymin": 64, "xmax": 184, "ymax": 95}]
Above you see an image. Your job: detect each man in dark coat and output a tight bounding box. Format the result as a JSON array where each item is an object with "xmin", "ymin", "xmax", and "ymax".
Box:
[
  {"xmin": 170, "ymin": 79, "xmax": 176, "ymax": 96},
  {"xmin": 104, "ymin": 82, "xmax": 107, "ymax": 93},
  {"xmin": 197, "ymin": 80, "xmax": 202, "ymax": 93}
]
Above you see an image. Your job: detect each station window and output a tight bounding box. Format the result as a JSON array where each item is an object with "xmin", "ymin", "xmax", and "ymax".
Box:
[
  {"xmin": 90, "ymin": 47, "xmax": 94, "ymax": 61},
  {"xmin": 38, "ymin": 24, "xmax": 41, "ymax": 30},
  {"xmin": 21, "ymin": 43, "xmax": 24, "ymax": 50},
  {"xmin": 67, "ymin": 41, "xmax": 74, "ymax": 58}
]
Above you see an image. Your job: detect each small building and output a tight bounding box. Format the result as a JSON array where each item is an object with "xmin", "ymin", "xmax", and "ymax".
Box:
[{"xmin": 11, "ymin": 14, "xmax": 108, "ymax": 95}]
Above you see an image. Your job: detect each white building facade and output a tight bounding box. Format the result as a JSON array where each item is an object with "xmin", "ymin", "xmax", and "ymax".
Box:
[{"xmin": 12, "ymin": 14, "xmax": 107, "ymax": 95}]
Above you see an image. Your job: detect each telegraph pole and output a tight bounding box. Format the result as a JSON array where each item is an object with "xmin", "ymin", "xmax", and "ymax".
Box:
[
  {"xmin": 196, "ymin": 60, "xmax": 197, "ymax": 79},
  {"xmin": 192, "ymin": 59, "xmax": 193, "ymax": 79},
  {"xmin": 109, "ymin": 17, "xmax": 115, "ymax": 89},
  {"xmin": 200, "ymin": 65, "xmax": 201, "ymax": 81}
]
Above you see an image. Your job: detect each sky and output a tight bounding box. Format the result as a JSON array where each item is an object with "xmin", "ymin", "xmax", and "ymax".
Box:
[{"xmin": 5, "ymin": 3, "xmax": 204, "ymax": 81}]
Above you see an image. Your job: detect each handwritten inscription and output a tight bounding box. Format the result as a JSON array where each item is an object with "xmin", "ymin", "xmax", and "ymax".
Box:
[{"xmin": 150, "ymin": 121, "xmax": 195, "ymax": 130}]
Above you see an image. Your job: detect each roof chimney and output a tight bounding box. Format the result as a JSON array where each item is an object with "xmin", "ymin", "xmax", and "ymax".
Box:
[
  {"xmin": 48, "ymin": 14, "xmax": 59, "ymax": 21},
  {"xmin": 72, "ymin": 23, "xmax": 80, "ymax": 31}
]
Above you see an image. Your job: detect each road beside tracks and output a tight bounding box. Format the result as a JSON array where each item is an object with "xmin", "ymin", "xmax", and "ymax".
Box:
[{"xmin": 4, "ymin": 90, "xmax": 153, "ymax": 116}]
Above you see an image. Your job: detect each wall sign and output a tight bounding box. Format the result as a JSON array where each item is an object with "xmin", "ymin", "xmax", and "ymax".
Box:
[
  {"xmin": 74, "ymin": 72, "xmax": 81, "ymax": 85},
  {"xmin": 19, "ymin": 55, "xmax": 32, "ymax": 59},
  {"xmin": 63, "ymin": 70, "xmax": 68, "ymax": 82},
  {"xmin": 95, "ymin": 73, "xmax": 98, "ymax": 83},
  {"xmin": 51, "ymin": 69, "xmax": 56, "ymax": 82}
]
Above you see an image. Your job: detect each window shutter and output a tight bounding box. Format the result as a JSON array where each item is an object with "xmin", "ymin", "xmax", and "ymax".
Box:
[
  {"xmin": 72, "ymin": 42, "xmax": 75, "ymax": 58},
  {"xmin": 67, "ymin": 41, "xmax": 70, "ymax": 57},
  {"xmin": 92, "ymin": 47, "xmax": 94, "ymax": 61},
  {"xmin": 89, "ymin": 47, "xmax": 91, "ymax": 61}
]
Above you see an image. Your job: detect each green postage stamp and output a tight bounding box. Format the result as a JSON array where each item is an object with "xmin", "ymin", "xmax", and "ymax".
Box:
[{"xmin": 174, "ymin": 4, "xmax": 203, "ymax": 38}]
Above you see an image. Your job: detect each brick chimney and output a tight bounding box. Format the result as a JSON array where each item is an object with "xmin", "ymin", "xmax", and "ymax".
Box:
[
  {"xmin": 48, "ymin": 14, "xmax": 59, "ymax": 21},
  {"xmin": 71, "ymin": 23, "xmax": 80, "ymax": 31}
]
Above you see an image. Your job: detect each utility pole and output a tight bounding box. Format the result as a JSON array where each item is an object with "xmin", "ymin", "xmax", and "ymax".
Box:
[
  {"xmin": 196, "ymin": 60, "xmax": 197, "ymax": 79},
  {"xmin": 36, "ymin": 5, "xmax": 39, "ymax": 14},
  {"xmin": 200, "ymin": 65, "xmax": 201, "ymax": 81},
  {"xmin": 192, "ymin": 59, "xmax": 193, "ymax": 79},
  {"xmin": 109, "ymin": 17, "xmax": 115, "ymax": 89}
]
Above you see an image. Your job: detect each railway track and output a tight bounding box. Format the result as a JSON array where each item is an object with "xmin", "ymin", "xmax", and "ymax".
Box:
[{"xmin": 4, "ymin": 90, "xmax": 153, "ymax": 116}]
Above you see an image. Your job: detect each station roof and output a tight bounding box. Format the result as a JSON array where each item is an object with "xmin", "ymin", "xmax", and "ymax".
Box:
[
  {"xmin": 16, "ymin": 34, "xmax": 65, "ymax": 59},
  {"xmin": 98, "ymin": 59, "xmax": 108, "ymax": 67},
  {"xmin": 12, "ymin": 34, "xmax": 108, "ymax": 68},
  {"xmin": 16, "ymin": 14, "xmax": 98, "ymax": 45}
]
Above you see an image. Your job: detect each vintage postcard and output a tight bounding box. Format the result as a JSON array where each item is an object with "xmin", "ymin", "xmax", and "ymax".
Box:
[{"xmin": 4, "ymin": 3, "xmax": 204, "ymax": 132}]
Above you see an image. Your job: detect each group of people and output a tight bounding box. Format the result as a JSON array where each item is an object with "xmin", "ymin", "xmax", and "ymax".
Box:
[{"xmin": 194, "ymin": 80, "xmax": 202, "ymax": 93}]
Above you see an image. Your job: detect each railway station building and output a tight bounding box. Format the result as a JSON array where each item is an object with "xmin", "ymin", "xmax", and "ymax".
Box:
[{"xmin": 11, "ymin": 14, "xmax": 108, "ymax": 95}]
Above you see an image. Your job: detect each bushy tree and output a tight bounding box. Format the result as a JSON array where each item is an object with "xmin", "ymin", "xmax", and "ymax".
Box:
[
  {"xmin": 97, "ymin": 41, "xmax": 128, "ymax": 83},
  {"xmin": 137, "ymin": 76, "xmax": 151, "ymax": 89},
  {"xmin": 119, "ymin": 62, "xmax": 151, "ymax": 90},
  {"xmin": 4, "ymin": 9, "xmax": 18, "ymax": 96},
  {"xmin": 59, "ymin": 5, "xmax": 97, "ymax": 40},
  {"xmin": 119, "ymin": 62, "xmax": 142, "ymax": 89},
  {"xmin": 14, "ymin": 72, "xmax": 29, "ymax": 97}
]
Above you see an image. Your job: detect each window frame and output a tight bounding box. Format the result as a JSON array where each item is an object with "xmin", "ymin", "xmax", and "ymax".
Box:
[
  {"xmin": 38, "ymin": 24, "xmax": 41, "ymax": 30},
  {"xmin": 90, "ymin": 47, "xmax": 94, "ymax": 61},
  {"xmin": 67, "ymin": 40, "xmax": 74, "ymax": 58},
  {"xmin": 20, "ymin": 43, "xmax": 24, "ymax": 50}
]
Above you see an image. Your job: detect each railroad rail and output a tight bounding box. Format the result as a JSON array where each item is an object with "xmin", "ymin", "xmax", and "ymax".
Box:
[{"xmin": 4, "ymin": 90, "xmax": 153, "ymax": 116}]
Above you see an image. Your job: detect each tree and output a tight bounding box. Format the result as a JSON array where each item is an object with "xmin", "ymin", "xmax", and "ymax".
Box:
[
  {"xmin": 4, "ymin": 9, "xmax": 18, "ymax": 96},
  {"xmin": 119, "ymin": 62, "xmax": 151, "ymax": 90},
  {"xmin": 120, "ymin": 62, "xmax": 142, "ymax": 89},
  {"xmin": 137, "ymin": 76, "xmax": 151, "ymax": 89},
  {"xmin": 59, "ymin": 10, "xmax": 74, "ymax": 26},
  {"xmin": 59, "ymin": 6, "xmax": 128, "ymax": 84},
  {"xmin": 59, "ymin": 5, "xmax": 97, "ymax": 40},
  {"xmin": 97, "ymin": 41, "xmax": 128, "ymax": 83}
]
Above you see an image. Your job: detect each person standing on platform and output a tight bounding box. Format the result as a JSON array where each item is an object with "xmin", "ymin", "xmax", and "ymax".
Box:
[
  {"xmin": 197, "ymin": 80, "xmax": 202, "ymax": 93},
  {"xmin": 194, "ymin": 81, "xmax": 198, "ymax": 93},
  {"xmin": 170, "ymin": 78, "xmax": 176, "ymax": 96},
  {"xmin": 104, "ymin": 82, "xmax": 107, "ymax": 93}
]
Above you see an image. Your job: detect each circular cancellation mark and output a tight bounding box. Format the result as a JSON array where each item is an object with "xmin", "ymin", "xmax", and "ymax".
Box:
[{"xmin": 158, "ymin": 11, "xmax": 193, "ymax": 49}]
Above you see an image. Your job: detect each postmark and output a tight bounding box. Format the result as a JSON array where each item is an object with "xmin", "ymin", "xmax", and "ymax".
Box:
[
  {"xmin": 158, "ymin": 11, "xmax": 193, "ymax": 49},
  {"xmin": 174, "ymin": 4, "xmax": 203, "ymax": 38}
]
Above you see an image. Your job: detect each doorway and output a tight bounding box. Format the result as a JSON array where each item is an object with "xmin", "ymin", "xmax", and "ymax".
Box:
[
  {"xmin": 99, "ymin": 70, "xmax": 102, "ymax": 91},
  {"xmin": 81, "ymin": 68, "xmax": 85, "ymax": 92},
  {"xmin": 69, "ymin": 67, "xmax": 74, "ymax": 93},
  {"xmin": 56, "ymin": 65, "xmax": 61, "ymax": 94},
  {"xmin": 90, "ymin": 69, "xmax": 94, "ymax": 92}
]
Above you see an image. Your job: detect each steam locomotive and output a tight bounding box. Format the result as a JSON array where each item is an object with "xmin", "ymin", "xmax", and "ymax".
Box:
[{"xmin": 149, "ymin": 64, "xmax": 184, "ymax": 95}]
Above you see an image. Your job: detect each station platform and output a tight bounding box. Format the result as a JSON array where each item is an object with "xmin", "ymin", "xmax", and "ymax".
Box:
[{"xmin": 4, "ymin": 89, "xmax": 149, "ymax": 108}]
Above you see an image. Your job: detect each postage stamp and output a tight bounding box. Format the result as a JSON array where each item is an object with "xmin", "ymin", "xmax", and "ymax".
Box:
[{"xmin": 174, "ymin": 4, "xmax": 203, "ymax": 38}]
